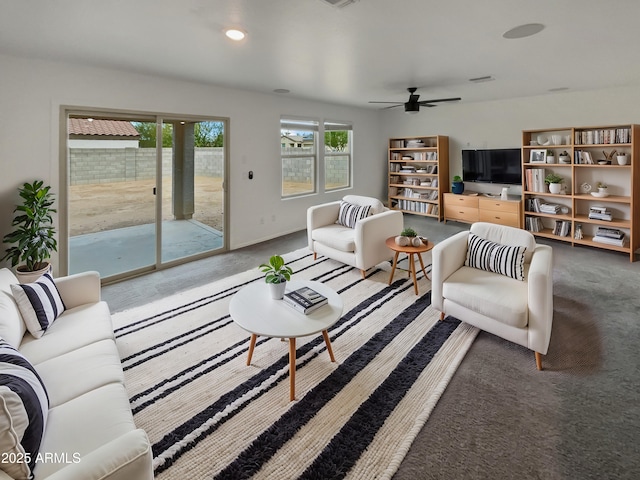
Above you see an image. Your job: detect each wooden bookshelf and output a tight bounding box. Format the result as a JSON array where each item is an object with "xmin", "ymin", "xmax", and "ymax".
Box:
[
  {"xmin": 521, "ymin": 124, "xmax": 639, "ymax": 261},
  {"xmin": 387, "ymin": 135, "xmax": 449, "ymax": 220}
]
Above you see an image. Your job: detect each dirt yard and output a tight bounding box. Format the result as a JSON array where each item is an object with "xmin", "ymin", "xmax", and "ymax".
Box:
[
  {"xmin": 69, "ymin": 177, "xmax": 317, "ymax": 236},
  {"xmin": 69, "ymin": 177, "xmax": 224, "ymax": 236}
]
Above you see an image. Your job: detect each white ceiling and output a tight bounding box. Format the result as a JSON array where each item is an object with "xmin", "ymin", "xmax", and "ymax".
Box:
[{"xmin": 2, "ymin": 0, "xmax": 640, "ymax": 110}]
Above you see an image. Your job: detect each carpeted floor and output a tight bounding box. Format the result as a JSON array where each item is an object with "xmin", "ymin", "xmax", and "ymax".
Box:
[{"xmin": 104, "ymin": 217, "xmax": 640, "ymax": 479}]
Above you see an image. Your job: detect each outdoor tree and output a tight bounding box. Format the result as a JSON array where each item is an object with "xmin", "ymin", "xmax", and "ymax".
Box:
[
  {"xmin": 325, "ymin": 131, "xmax": 348, "ymax": 151},
  {"xmin": 134, "ymin": 121, "xmax": 223, "ymax": 147}
]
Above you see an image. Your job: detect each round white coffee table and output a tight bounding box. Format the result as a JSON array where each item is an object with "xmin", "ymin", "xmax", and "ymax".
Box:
[{"xmin": 229, "ymin": 279, "xmax": 343, "ymax": 401}]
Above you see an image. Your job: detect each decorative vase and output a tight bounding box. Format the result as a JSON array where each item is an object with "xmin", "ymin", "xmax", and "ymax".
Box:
[
  {"xmin": 269, "ymin": 281, "xmax": 287, "ymax": 300},
  {"xmin": 410, "ymin": 237, "xmax": 422, "ymax": 247},
  {"xmin": 395, "ymin": 236, "xmax": 409, "ymax": 247},
  {"xmin": 559, "ymin": 155, "xmax": 570, "ymax": 164},
  {"xmin": 15, "ymin": 262, "xmax": 52, "ymax": 284},
  {"xmin": 548, "ymin": 183, "xmax": 562, "ymax": 194},
  {"xmin": 617, "ymin": 155, "xmax": 628, "ymax": 165},
  {"xmin": 451, "ymin": 181, "xmax": 464, "ymax": 194},
  {"xmin": 598, "ymin": 187, "xmax": 607, "ymax": 195}
]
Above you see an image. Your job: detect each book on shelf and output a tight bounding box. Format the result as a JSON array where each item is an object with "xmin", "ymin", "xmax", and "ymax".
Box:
[
  {"xmin": 553, "ymin": 220, "xmax": 571, "ymax": 237},
  {"xmin": 283, "ymin": 286, "xmax": 328, "ymax": 314},
  {"xmin": 525, "ymin": 168, "xmax": 546, "ymax": 192},
  {"xmin": 595, "ymin": 227, "xmax": 624, "ymax": 240},
  {"xmin": 593, "ymin": 235, "xmax": 626, "ymax": 247},
  {"xmin": 525, "ymin": 216, "xmax": 544, "ymax": 232}
]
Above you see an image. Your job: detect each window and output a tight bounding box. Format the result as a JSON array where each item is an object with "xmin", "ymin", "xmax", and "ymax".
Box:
[
  {"xmin": 281, "ymin": 118, "xmax": 318, "ymax": 197},
  {"xmin": 324, "ymin": 121, "xmax": 352, "ymax": 191}
]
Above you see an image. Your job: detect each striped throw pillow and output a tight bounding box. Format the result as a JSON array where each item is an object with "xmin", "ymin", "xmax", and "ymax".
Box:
[
  {"xmin": 336, "ymin": 201, "xmax": 371, "ymax": 228},
  {"xmin": 10, "ymin": 273, "xmax": 66, "ymax": 339},
  {"xmin": 465, "ymin": 233, "xmax": 526, "ymax": 281},
  {"xmin": 0, "ymin": 339, "xmax": 49, "ymax": 479}
]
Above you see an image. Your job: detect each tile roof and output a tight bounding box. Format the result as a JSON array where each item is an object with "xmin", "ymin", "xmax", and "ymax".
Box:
[{"xmin": 68, "ymin": 118, "xmax": 140, "ymax": 137}]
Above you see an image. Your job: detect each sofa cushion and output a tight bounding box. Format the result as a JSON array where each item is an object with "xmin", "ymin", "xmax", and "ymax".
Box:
[
  {"xmin": 465, "ymin": 233, "xmax": 526, "ymax": 281},
  {"xmin": 11, "ymin": 273, "xmax": 66, "ymax": 339},
  {"xmin": 311, "ymin": 224, "xmax": 356, "ymax": 252},
  {"xmin": 19, "ymin": 302, "xmax": 114, "ymax": 365},
  {"xmin": 342, "ymin": 195, "xmax": 385, "ymax": 215},
  {"xmin": 443, "ymin": 266, "xmax": 529, "ymax": 328},
  {"xmin": 336, "ymin": 201, "xmax": 371, "ymax": 228},
  {"xmin": 34, "ymin": 339, "xmax": 125, "ymax": 408},
  {"xmin": 0, "ymin": 339, "xmax": 49, "ymax": 480},
  {"xmin": 0, "ymin": 269, "xmax": 27, "ymax": 349},
  {"xmin": 36, "ymin": 383, "xmax": 136, "ymax": 479}
]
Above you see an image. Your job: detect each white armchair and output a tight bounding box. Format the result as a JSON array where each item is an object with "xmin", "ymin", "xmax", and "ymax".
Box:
[
  {"xmin": 432, "ymin": 222, "xmax": 553, "ymax": 370},
  {"xmin": 307, "ymin": 195, "xmax": 404, "ymax": 278}
]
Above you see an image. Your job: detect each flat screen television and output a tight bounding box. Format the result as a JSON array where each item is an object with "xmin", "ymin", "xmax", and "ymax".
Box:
[{"xmin": 462, "ymin": 148, "xmax": 522, "ymax": 185}]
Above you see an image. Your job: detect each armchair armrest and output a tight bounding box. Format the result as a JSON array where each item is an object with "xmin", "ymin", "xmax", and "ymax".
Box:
[
  {"xmin": 526, "ymin": 244, "xmax": 554, "ymax": 354},
  {"xmin": 354, "ymin": 210, "xmax": 404, "ymax": 269},
  {"xmin": 54, "ymin": 271, "xmax": 101, "ymax": 309},
  {"xmin": 43, "ymin": 429, "xmax": 153, "ymax": 480},
  {"xmin": 431, "ymin": 231, "xmax": 469, "ymax": 312},
  {"xmin": 307, "ymin": 201, "xmax": 341, "ymax": 250}
]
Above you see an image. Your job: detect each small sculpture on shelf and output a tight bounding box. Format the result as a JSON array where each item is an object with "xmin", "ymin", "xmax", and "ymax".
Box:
[
  {"xmin": 574, "ymin": 224, "xmax": 583, "ymax": 240},
  {"xmin": 602, "ymin": 150, "xmax": 617, "ymax": 163}
]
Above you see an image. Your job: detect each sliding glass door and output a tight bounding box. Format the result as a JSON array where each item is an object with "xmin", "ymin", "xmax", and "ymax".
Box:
[{"xmin": 66, "ymin": 112, "xmax": 227, "ymax": 281}]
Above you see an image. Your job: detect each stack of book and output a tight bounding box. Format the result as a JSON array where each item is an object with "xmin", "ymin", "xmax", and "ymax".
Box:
[
  {"xmin": 593, "ymin": 227, "xmax": 626, "ymax": 247},
  {"xmin": 406, "ymin": 139, "xmax": 425, "ymax": 148},
  {"xmin": 283, "ymin": 286, "xmax": 328, "ymax": 314},
  {"xmin": 539, "ymin": 203, "xmax": 562, "ymax": 214},
  {"xmin": 588, "ymin": 206, "xmax": 612, "ymax": 221}
]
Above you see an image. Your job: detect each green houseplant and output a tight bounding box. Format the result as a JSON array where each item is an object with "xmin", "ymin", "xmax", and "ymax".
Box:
[
  {"xmin": 2, "ymin": 180, "xmax": 57, "ymax": 281},
  {"xmin": 452, "ymin": 175, "xmax": 464, "ymax": 194},
  {"xmin": 544, "ymin": 173, "xmax": 563, "ymax": 194},
  {"xmin": 259, "ymin": 254, "xmax": 293, "ymax": 299}
]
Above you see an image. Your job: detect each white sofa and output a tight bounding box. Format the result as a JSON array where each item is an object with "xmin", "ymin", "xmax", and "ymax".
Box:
[
  {"xmin": 431, "ymin": 223, "xmax": 554, "ymax": 370},
  {"xmin": 307, "ymin": 195, "xmax": 404, "ymax": 278},
  {"xmin": 0, "ymin": 268, "xmax": 153, "ymax": 480}
]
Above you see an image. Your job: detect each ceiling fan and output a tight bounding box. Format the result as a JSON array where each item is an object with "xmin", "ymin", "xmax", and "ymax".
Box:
[{"xmin": 369, "ymin": 87, "xmax": 461, "ymax": 113}]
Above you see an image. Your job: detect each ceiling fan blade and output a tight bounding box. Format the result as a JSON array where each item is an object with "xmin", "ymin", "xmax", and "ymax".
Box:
[
  {"xmin": 382, "ymin": 104, "xmax": 403, "ymax": 110},
  {"xmin": 368, "ymin": 101, "xmax": 403, "ymax": 104},
  {"xmin": 417, "ymin": 97, "xmax": 461, "ymax": 105}
]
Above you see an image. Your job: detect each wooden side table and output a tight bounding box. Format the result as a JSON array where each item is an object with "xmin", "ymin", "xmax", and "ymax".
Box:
[{"xmin": 385, "ymin": 237, "xmax": 434, "ymax": 295}]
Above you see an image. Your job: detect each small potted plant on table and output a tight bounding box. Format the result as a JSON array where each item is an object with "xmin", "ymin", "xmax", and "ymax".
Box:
[{"xmin": 259, "ymin": 254, "xmax": 293, "ymax": 299}]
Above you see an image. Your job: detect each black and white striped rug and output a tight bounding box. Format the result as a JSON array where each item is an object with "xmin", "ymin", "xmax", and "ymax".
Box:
[{"xmin": 113, "ymin": 248, "xmax": 478, "ymax": 479}]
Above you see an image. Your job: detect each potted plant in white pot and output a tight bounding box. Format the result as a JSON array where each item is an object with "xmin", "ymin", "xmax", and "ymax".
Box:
[
  {"xmin": 259, "ymin": 254, "xmax": 293, "ymax": 299},
  {"xmin": 1, "ymin": 180, "xmax": 58, "ymax": 283},
  {"xmin": 546, "ymin": 150, "xmax": 556, "ymax": 164},
  {"xmin": 544, "ymin": 173, "xmax": 563, "ymax": 194}
]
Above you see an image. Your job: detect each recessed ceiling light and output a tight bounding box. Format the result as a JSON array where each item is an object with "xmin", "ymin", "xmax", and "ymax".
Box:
[
  {"xmin": 503, "ymin": 23, "xmax": 545, "ymax": 39},
  {"xmin": 224, "ymin": 28, "xmax": 246, "ymax": 41},
  {"xmin": 273, "ymin": 89, "xmax": 290, "ymax": 94}
]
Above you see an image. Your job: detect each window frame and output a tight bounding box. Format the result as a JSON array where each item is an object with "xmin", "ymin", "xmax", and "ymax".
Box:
[
  {"xmin": 280, "ymin": 117, "xmax": 319, "ymax": 198},
  {"xmin": 323, "ymin": 120, "xmax": 353, "ymax": 191}
]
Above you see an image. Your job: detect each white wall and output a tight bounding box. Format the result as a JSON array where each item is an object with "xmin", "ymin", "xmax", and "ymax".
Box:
[
  {"xmin": 4, "ymin": 50, "xmax": 640, "ymax": 273},
  {"xmin": 380, "ymin": 85, "xmax": 640, "ymax": 196},
  {"xmin": 0, "ymin": 53, "xmax": 383, "ymax": 271}
]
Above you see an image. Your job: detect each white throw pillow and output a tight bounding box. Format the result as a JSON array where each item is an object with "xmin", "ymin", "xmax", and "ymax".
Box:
[
  {"xmin": 10, "ymin": 273, "xmax": 65, "ymax": 339},
  {"xmin": 0, "ymin": 339, "xmax": 49, "ymax": 479},
  {"xmin": 465, "ymin": 233, "xmax": 526, "ymax": 281},
  {"xmin": 336, "ymin": 201, "xmax": 371, "ymax": 228}
]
